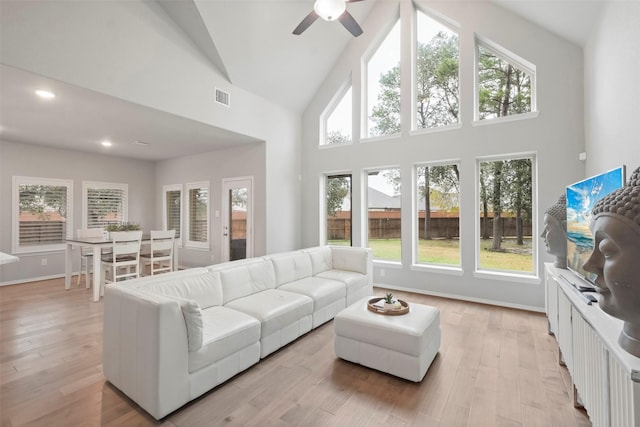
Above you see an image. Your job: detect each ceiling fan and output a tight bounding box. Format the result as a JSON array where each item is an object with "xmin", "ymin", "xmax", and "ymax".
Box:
[{"xmin": 293, "ymin": 0, "xmax": 365, "ymax": 37}]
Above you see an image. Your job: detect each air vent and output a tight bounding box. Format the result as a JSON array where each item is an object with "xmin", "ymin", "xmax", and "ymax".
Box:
[{"xmin": 215, "ymin": 88, "xmax": 230, "ymax": 107}]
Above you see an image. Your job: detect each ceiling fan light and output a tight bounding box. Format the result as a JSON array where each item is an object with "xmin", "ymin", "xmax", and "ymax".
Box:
[{"xmin": 314, "ymin": 0, "xmax": 346, "ymax": 21}]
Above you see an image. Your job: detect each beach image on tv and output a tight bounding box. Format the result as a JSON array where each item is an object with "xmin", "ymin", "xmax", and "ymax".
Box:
[{"xmin": 566, "ymin": 166, "xmax": 625, "ymax": 282}]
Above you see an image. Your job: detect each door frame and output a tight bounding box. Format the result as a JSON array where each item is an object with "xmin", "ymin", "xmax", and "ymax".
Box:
[{"xmin": 221, "ymin": 176, "xmax": 254, "ymax": 262}]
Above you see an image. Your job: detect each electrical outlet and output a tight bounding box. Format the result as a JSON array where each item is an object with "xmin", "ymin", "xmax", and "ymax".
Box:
[
  {"xmin": 41, "ymin": 258, "xmax": 47, "ymax": 266},
  {"xmin": 380, "ymin": 269, "xmax": 385, "ymax": 277}
]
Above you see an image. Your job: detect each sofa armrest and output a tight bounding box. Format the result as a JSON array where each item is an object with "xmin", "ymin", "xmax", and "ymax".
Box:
[{"xmin": 103, "ymin": 285, "xmax": 191, "ymax": 419}]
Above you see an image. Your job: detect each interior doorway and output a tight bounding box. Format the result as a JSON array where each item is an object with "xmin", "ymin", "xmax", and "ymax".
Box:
[{"xmin": 221, "ymin": 177, "xmax": 253, "ymax": 262}]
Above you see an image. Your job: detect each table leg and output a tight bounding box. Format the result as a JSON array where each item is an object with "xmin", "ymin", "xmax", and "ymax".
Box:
[
  {"xmin": 65, "ymin": 243, "xmax": 73, "ymax": 290},
  {"xmin": 92, "ymin": 246, "xmax": 101, "ymax": 302}
]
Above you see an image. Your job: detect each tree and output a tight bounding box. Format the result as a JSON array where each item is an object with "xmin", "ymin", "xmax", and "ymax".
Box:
[
  {"xmin": 326, "ymin": 176, "xmax": 350, "ymax": 217},
  {"xmin": 479, "ymin": 164, "xmax": 491, "ymax": 240},
  {"xmin": 503, "ymin": 159, "xmax": 532, "ymax": 245},
  {"xmin": 490, "ymin": 161, "xmax": 504, "ymax": 251},
  {"xmin": 416, "ymin": 32, "xmax": 459, "ymax": 128},
  {"xmin": 479, "ymin": 159, "xmax": 532, "ymax": 250},
  {"xmin": 231, "ymin": 188, "xmax": 247, "ymax": 210},
  {"xmin": 478, "ymin": 46, "xmax": 531, "ymax": 120},
  {"xmin": 326, "ymin": 130, "xmax": 350, "ymax": 145},
  {"xmin": 18, "ymin": 185, "xmax": 67, "ymax": 219},
  {"xmin": 369, "ymin": 32, "xmax": 459, "ymax": 135},
  {"xmin": 416, "ymin": 165, "xmax": 460, "ymax": 239},
  {"xmin": 370, "ymin": 67, "xmax": 401, "ymax": 136}
]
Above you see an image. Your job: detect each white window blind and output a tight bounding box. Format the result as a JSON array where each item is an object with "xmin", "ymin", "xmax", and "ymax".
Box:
[
  {"xmin": 83, "ymin": 181, "xmax": 128, "ymax": 229},
  {"xmin": 186, "ymin": 181, "xmax": 209, "ymax": 249},
  {"xmin": 13, "ymin": 176, "xmax": 73, "ymax": 253},
  {"xmin": 163, "ymin": 184, "xmax": 182, "ymax": 243}
]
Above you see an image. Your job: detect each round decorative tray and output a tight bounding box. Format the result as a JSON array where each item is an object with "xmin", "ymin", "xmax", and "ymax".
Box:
[{"xmin": 367, "ymin": 297, "xmax": 410, "ymax": 316}]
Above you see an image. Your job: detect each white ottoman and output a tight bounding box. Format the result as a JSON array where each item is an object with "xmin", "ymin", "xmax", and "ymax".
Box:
[{"xmin": 334, "ymin": 296, "xmax": 440, "ymax": 382}]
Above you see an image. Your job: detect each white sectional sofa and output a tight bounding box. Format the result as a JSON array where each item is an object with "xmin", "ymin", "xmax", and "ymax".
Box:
[{"xmin": 103, "ymin": 246, "xmax": 372, "ymax": 419}]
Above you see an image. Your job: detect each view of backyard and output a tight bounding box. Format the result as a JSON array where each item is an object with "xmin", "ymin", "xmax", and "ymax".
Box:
[{"xmin": 330, "ymin": 237, "xmax": 533, "ymax": 272}]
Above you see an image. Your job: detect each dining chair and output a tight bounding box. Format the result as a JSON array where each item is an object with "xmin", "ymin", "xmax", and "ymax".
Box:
[
  {"xmin": 139, "ymin": 229, "xmax": 176, "ymax": 276},
  {"xmin": 101, "ymin": 230, "xmax": 143, "ymax": 284},
  {"xmin": 75, "ymin": 228, "xmax": 105, "ymax": 288}
]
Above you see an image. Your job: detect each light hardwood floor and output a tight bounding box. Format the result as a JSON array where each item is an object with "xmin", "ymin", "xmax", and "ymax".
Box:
[{"xmin": 0, "ymin": 277, "xmax": 590, "ymax": 427}]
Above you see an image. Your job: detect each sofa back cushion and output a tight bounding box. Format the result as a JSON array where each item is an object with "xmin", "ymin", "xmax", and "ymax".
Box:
[
  {"xmin": 269, "ymin": 251, "xmax": 312, "ymax": 287},
  {"xmin": 137, "ymin": 271, "xmax": 223, "ymax": 310},
  {"xmin": 220, "ymin": 260, "xmax": 276, "ymax": 304},
  {"xmin": 305, "ymin": 246, "xmax": 333, "ymax": 275}
]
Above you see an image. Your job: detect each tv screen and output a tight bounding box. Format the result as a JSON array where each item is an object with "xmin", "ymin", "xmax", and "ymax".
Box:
[{"xmin": 566, "ymin": 166, "xmax": 626, "ymax": 283}]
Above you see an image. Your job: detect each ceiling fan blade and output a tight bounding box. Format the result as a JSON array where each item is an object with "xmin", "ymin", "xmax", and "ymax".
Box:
[
  {"xmin": 293, "ymin": 10, "xmax": 319, "ymax": 35},
  {"xmin": 338, "ymin": 11, "xmax": 363, "ymax": 37}
]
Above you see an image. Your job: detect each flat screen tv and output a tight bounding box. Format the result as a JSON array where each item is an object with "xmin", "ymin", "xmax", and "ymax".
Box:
[{"xmin": 566, "ymin": 166, "xmax": 626, "ymax": 283}]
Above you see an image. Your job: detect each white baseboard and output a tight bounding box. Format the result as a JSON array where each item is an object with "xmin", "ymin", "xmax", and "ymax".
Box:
[
  {"xmin": 373, "ymin": 283, "xmax": 545, "ymax": 313},
  {"xmin": 1, "ymin": 273, "xmax": 68, "ymax": 287}
]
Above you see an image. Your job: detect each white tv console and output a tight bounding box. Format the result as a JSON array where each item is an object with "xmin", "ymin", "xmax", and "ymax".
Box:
[{"xmin": 545, "ymin": 263, "xmax": 640, "ymax": 426}]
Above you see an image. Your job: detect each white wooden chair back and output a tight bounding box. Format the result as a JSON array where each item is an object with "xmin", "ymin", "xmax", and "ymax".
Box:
[
  {"xmin": 103, "ymin": 231, "xmax": 143, "ymax": 282},
  {"xmin": 141, "ymin": 229, "xmax": 176, "ymax": 275}
]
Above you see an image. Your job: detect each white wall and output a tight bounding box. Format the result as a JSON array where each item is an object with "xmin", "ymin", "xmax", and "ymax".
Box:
[
  {"xmin": 154, "ymin": 142, "xmax": 266, "ymax": 267},
  {"xmin": 584, "ymin": 1, "xmax": 640, "ymax": 177},
  {"xmin": 0, "ymin": 0, "xmax": 302, "ymax": 256},
  {"xmin": 0, "ymin": 140, "xmax": 155, "ymax": 284},
  {"xmin": 301, "ymin": 0, "xmax": 585, "ymax": 310}
]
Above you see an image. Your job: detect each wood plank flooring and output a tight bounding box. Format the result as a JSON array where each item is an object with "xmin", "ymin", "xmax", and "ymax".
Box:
[{"xmin": 0, "ymin": 278, "xmax": 591, "ymax": 426}]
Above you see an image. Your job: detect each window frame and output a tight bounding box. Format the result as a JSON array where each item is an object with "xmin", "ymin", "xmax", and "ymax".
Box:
[
  {"xmin": 474, "ymin": 35, "xmax": 538, "ymax": 124},
  {"xmin": 474, "ymin": 153, "xmax": 538, "ymax": 281},
  {"xmin": 322, "ymin": 173, "xmax": 353, "ymax": 246},
  {"xmin": 162, "ymin": 184, "xmax": 183, "ymax": 247},
  {"xmin": 412, "ymin": 161, "xmax": 462, "ymax": 270},
  {"xmin": 361, "ymin": 15, "xmax": 402, "ymax": 141},
  {"xmin": 82, "ymin": 181, "xmax": 128, "ymax": 229},
  {"xmin": 412, "ymin": 7, "xmax": 461, "ymax": 133},
  {"xmin": 185, "ymin": 181, "xmax": 210, "ymax": 250},
  {"xmin": 320, "ymin": 78, "xmax": 353, "ymax": 147},
  {"xmin": 12, "ymin": 176, "xmax": 73, "ymax": 254},
  {"xmin": 365, "ymin": 167, "xmax": 403, "ymax": 264}
]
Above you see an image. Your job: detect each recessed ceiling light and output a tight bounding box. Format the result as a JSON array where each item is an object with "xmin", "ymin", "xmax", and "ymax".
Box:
[
  {"xmin": 101, "ymin": 140, "xmax": 113, "ymax": 147},
  {"xmin": 35, "ymin": 90, "xmax": 55, "ymax": 99}
]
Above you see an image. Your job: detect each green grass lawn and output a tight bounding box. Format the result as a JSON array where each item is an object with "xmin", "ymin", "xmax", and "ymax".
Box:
[{"xmin": 328, "ymin": 238, "xmax": 533, "ymax": 272}]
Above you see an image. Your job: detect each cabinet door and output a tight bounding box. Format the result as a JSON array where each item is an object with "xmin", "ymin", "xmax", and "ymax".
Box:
[{"xmin": 558, "ymin": 289, "xmax": 573, "ymax": 371}]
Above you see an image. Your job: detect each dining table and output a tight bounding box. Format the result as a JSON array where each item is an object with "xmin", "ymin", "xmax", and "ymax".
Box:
[{"xmin": 64, "ymin": 234, "xmax": 179, "ymax": 302}]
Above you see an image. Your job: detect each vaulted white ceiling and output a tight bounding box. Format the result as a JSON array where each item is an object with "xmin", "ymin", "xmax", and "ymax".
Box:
[{"xmin": 0, "ymin": 0, "xmax": 606, "ymax": 161}]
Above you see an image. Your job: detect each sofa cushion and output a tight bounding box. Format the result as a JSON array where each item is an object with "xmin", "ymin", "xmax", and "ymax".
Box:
[
  {"xmin": 269, "ymin": 251, "xmax": 313, "ymax": 286},
  {"xmin": 305, "ymin": 246, "xmax": 333, "ymax": 275},
  {"xmin": 278, "ymin": 277, "xmax": 346, "ymax": 311},
  {"xmin": 189, "ymin": 306, "xmax": 261, "ymax": 373},
  {"xmin": 137, "ymin": 271, "xmax": 223, "ymax": 309},
  {"xmin": 219, "ymin": 260, "xmax": 276, "ymax": 304},
  {"xmin": 224, "ymin": 289, "xmax": 313, "ymax": 337},
  {"xmin": 315, "ymin": 270, "xmax": 367, "ymax": 296}
]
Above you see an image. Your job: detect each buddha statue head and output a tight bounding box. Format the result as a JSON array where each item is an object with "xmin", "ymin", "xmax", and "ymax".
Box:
[
  {"xmin": 541, "ymin": 193, "xmax": 567, "ymax": 268},
  {"xmin": 583, "ymin": 166, "xmax": 640, "ymax": 357}
]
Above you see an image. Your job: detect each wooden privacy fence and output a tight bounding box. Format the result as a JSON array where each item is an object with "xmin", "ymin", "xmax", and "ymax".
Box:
[{"xmin": 327, "ymin": 214, "xmax": 532, "ymax": 240}]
